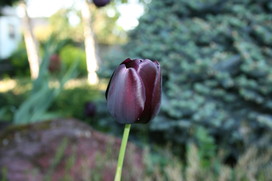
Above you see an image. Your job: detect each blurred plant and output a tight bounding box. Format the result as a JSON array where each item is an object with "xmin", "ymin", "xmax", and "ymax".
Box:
[
  {"xmin": 185, "ymin": 143, "xmax": 201, "ymax": 181},
  {"xmin": 8, "ymin": 35, "xmax": 69, "ymax": 77},
  {"xmin": 125, "ymin": 0, "xmax": 272, "ymax": 157},
  {"xmin": 13, "ymin": 38, "xmax": 78, "ymax": 124},
  {"xmin": 195, "ymin": 126, "xmax": 217, "ymax": 168},
  {"xmin": 50, "ymin": 85, "xmax": 101, "ymax": 120},
  {"xmin": 143, "ymin": 143, "xmax": 271, "ymax": 181},
  {"xmin": 0, "ymin": 78, "xmax": 103, "ymax": 127},
  {"xmin": 59, "ymin": 45, "xmax": 87, "ymax": 76},
  {"xmin": 88, "ymin": 140, "xmax": 144, "ymax": 181},
  {"xmin": 44, "ymin": 138, "xmax": 69, "ymax": 181},
  {"xmin": 91, "ymin": 4, "xmax": 126, "ymax": 45},
  {"xmin": 48, "ymin": 9, "xmax": 82, "ymax": 42},
  {"xmin": 97, "ymin": 45, "xmax": 126, "ymax": 78},
  {"xmin": 84, "ymin": 101, "xmax": 97, "ymax": 117},
  {"xmin": 143, "ymin": 146, "xmax": 183, "ymax": 181},
  {"xmin": 233, "ymin": 147, "xmax": 272, "ymax": 181},
  {"xmin": 48, "ymin": 54, "xmax": 61, "ymax": 73},
  {"xmin": 9, "ymin": 41, "xmax": 30, "ymax": 77},
  {"xmin": 0, "ymin": 109, "xmax": 6, "ymax": 119},
  {"xmin": 0, "ymin": 81, "xmax": 29, "ymax": 121}
]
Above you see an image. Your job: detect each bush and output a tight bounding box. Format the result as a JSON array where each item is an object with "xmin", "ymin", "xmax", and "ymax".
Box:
[
  {"xmin": 125, "ymin": 0, "xmax": 272, "ymax": 157},
  {"xmin": 59, "ymin": 45, "xmax": 87, "ymax": 76},
  {"xmin": 51, "ymin": 85, "xmax": 101, "ymax": 120},
  {"xmin": 9, "ymin": 41, "xmax": 30, "ymax": 77},
  {"xmin": 97, "ymin": 45, "xmax": 126, "ymax": 78},
  {"xmin": 0, "ymin": 91, "xmax": 26, "ymax": 121},
  {"xmin": 0, "ymin": 78, "xmax": 31, "ymax": 121}
]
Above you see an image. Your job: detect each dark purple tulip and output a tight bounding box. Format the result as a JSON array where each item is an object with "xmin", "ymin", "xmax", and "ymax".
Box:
[
  {"xmin": 106, "ymin": 58, "xmax": 161, "ymax": 124},
  {"xmin": 92, "ymin": 0, "xmax": 111, "ymax": 7}
]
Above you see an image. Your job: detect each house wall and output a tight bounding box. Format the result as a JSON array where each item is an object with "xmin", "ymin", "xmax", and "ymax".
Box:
[{"xmin": 0, "ymin": 16, "xmax": 21, "ymax": 59}]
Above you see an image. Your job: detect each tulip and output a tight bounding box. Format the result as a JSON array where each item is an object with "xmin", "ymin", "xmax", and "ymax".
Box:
[
  {"xmin": 106, "ymin": 58, "xmax": 161, "ymax": 181},
  {"xmin": 106, "ymin": 58, "xmax": 161, "ymax": 124},
  {"xmin": 92, "ymin": 0, "xmax": 111, "ymax": 7}
]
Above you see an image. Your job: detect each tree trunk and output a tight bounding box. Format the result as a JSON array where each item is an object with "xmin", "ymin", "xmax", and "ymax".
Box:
[
  {"xmin": 20, "ymin": 1, "xmax": 40, "ymax": 79},
  {"xmin": 81, "ymin": 0, "xmax": 99, "ymax": 85}
]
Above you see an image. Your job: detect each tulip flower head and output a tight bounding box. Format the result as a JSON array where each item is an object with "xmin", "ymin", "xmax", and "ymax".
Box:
[
  {"xmin": 92, "ymin": 0, "xmax": 111, "ymax": 7},
  {"xmin": 106, "ymin": 58, "xmax": 161, "ymax": 124}
]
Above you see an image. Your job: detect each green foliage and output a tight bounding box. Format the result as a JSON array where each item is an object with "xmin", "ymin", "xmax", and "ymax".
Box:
[
  {"xmin": 59, "ymin": 45, "xmax": 87, "ymax": 76},
  {"xmin": 0, "ymin": 92, "xmax": 25, "ymax": 121},
  {"xmin": 143, "ymin": 144, "xmax": 271, "ymax": 181},
  {"xmin": 91, "ymin": 5, "xmax": 127, "ymax": 45},
  {"xmin": 13, "ymin": 41, "xmax": 78, "ymax": 125},
  {"xmin": 0, "ymin": 78, "xmax": 31, "ymax": 121},
  {"xmin": 9, "ymin": 41, "xmax": 30, "ymax": 77},
  {"xmin": 126, "ymin": 0, "xmax": 272, "ymax": 155},
  {"xmin": 97, "ymin": 45, "xmax": 126, "ymax": 78},
  {"xmin": 51, "ymin": 84, "xmax": 101, "ymax": 120},
  {"xmin": 195, "ymin": 126, "xmax": 216, "ymax": 167},
  {"xmin": 49, "ymin": 9, "xmax": 83, "ymax": 42}
]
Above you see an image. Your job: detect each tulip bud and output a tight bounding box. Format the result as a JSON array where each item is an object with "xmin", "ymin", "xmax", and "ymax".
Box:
[
  {"xmin": 92, "ymin": 0, "xmax": 111, "ymax": 7},
  {"xmin": 84, "ymin": 101, "xmax": 96, "ymax": 117},
  {"xmin": 48, "ymin": 54, "xmax": 61, "ymax": 73},
  {"xmin": 106, "ymin": 58, "xmax": 161, "ymax": 124}
]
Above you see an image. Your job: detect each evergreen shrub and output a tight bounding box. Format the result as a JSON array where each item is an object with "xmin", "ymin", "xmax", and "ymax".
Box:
[{"xmin": 125, "ymin": 0, "xmax": 272, "ymax": 156}]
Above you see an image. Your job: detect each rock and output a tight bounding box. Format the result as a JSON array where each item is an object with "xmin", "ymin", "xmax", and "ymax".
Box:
[{"xmin": 0, "ymin": 119, "xmax": 144, "ymax": 181}]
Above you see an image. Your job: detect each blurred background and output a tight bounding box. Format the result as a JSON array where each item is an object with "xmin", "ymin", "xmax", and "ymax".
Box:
[{"xmin": 0, "ymin": 0, "xmax": 271, "ymax": 180}]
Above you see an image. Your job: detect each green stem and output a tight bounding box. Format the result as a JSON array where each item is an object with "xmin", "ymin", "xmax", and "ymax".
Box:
[{"xmin": 114, "ymin": 124, "xmax": 131, "ymax": 181}]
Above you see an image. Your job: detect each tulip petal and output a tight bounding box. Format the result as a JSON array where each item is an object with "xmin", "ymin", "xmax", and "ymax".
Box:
[
  {"xmin": 106, "ymin": 64, "xmax": 146, "ymax": 124},
  {"xmin": 105, "ymin": 70, "xmax": 114, "ymax": 99},
  {"xmin": 122, "ymin": 58, "xmax": 141, "ymax": 70},
  {"xmin": 150, "ymin": 61, "xmax": 161, "ymax": 118},
  {"xmin": 136, "ymin": 60, "xmax": 161, "ymax": 123},
  {"xmin": 106, "ymin": 58, "xmax": 139, "ymax": 99}
]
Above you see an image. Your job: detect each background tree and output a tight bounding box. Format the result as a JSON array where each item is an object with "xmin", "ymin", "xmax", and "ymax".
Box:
[
  {"xmin": 20, "ymin": 0, "xmax": 40, "ymax": 79},
  {"xmin": 81, "ymin": 0, "xmax": 99, "ymax": 84}
]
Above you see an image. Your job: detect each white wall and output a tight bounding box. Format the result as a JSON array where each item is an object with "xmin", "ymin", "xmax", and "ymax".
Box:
[{"xmin": 0, "ymin": 16, "xmax": 21, "ymax": 59}]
